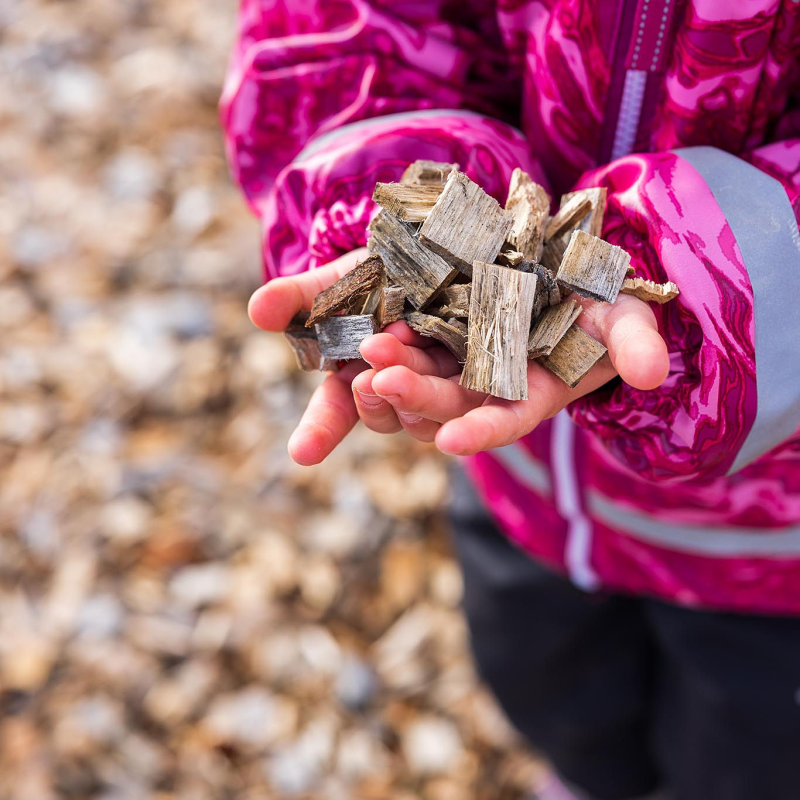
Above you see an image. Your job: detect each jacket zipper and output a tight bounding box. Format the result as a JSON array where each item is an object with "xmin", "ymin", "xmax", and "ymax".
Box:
[{"xmin": 603, "ymin": 0, "xmax": 680, "ymax": 161}]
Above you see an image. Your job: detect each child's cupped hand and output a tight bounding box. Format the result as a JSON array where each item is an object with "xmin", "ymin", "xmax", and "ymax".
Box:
[{"xmin": 248, "ymin": 249, "xmax": 670, "ymax": 465}]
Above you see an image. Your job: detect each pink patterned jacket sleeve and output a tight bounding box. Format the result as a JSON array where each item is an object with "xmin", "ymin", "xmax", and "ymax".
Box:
[
  {"xmin": 220, "ymin": 0, "xmax": 541, "ymax": 278},
  {"xmin": 567, "ymin": 139, "xmax": 800, "ymax": 484}
]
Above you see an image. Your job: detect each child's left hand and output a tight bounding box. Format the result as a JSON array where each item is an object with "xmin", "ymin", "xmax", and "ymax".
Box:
[{"xmin": 354, "ymin": 292, "xmax": 670, "ymax": 456}]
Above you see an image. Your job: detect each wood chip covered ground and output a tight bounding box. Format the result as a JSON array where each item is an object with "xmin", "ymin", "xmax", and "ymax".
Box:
[{"xmin": 0, "ymin": 2, "xmax": 549, "ymax": 798}]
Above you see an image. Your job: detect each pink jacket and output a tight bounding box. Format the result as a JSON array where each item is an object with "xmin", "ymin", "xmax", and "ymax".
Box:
[{"xmin": 222, "ymin": 0, "xmax": 800, "ymax": 614}]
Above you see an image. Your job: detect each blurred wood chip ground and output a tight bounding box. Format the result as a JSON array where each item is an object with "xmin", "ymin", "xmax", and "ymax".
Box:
[{"xmin": 0, "ymin": 1, "xmax": 542, "ymax": 797}]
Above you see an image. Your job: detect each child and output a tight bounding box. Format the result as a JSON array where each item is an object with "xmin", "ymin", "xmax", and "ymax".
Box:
[{"xmin": 223, "ymin": 2, "xmax": 800, "ymax": 798}]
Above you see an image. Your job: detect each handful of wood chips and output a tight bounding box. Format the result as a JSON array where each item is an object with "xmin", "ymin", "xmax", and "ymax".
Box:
[{"xmin": 285, "ymin": 161, "xmax": 679, "ymax": 401}]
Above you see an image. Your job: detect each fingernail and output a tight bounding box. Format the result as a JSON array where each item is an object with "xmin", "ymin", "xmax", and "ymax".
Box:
[
  {"xmin": 364, "ymin": 360, "xmax": 386, "ymax": 370},
  {"xmin": 397, "ymin": 411, "xmax": 423, "ymax": 425},
  {"xmin": 355, "ymin": 390, "xmax": 385, "ymax": 408}
]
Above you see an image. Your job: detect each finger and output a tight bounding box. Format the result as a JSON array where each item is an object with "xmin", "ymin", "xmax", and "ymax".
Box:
[
  {"xmin": 360, "ymin": 333, "xmax": 461, "ymax": 377},
  {"xmin": 435, "ymin": 358, "xmax": 617, "ymax": 456},
  {"xmin": 381, "ymin": 320, "xmax": 446, "ymax": 350},
  {"xmin": 393, "ymin": 411, "xmax": 441, "ymax": 443},
  {"xmin": 372, "ymin": 366, "xmax": 487, "ymax": 424},
  {"xmin": 287, "ymin": 361, "xmax": 367, "ymax": 465},
  {"xmin": 576, "ymin": 293, "xmax": 669, "ymax": 390},
  {"xmin": 248, "ymin": 248, "xmax": 369, "ymax": 332},
  {"xmin": 351, "ymin": 369, "xmax": 403, "ymax": 434}
]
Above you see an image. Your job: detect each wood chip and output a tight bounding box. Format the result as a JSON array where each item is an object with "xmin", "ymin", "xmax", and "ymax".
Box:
[
  {"xmin": 315, "ymin": 315, "xmax": 378, "ymax": 361},
  {"xmin": 376, "ymin": 286, "xmax": 406, "ymax": 328},
  {"xmin": 405, "ymin": 312, "xmax": 468, "ymax": 362},
  {"xmin": 354, "ymin": 287, "xmax": 382, "ymax": 316},
  {"xmin": 419, "ymin": 171, "xmax": 514, "ymax": 278},
  {"xmin": 428, "ymin": 285, "xmax": 471, "ymax": 319},
  {"xmin": 372, "ymin": 183, "xmax": 443, "ymax": 223},
  {"xmin": 306, "ymin": 255, "xmax": 385, "ymax": 327},
  {"xmin": 505, "ymin": 168, "xmax": 550, "ymax": 261},
  {"xmin": 460, "ymin": 262, "xmax": 537, "ymax": 401},
  {"xmin": 540, "ymin": 236, "xmax": 567, "ymax": 274},
  {"xmin": 544, "ymin": 194, "xmax": 593, "ymax": 241},
  {"xmin": 368, "ymin": 211, "xmax": 458, "ymax": 310},
  {"xmin": 556, "ymin": 229, "xmax": 631, "ymax": 304},
  {"xmin": 527, "ymin": 300, "xmax": 581, "ymax": 358},
  {"xmin": 400, "ymin": 160, "xmax": 459, "ymax": 186},
  {"xmin": 560, "ymin": 187, "xmax": 607, "ymax": 237},
  {"xmin": 539, "ymin": 324, "xmax": 607, "ymax": 388},
  {"xmin": 496, "ymin": 250, "xmax": 525, "ymax": 268},
  {"xmin": 516, "ymin": 262, "xmax": 561, "ymax": 317},
  {"xmin": 284, "ymin": 313, "xmax": 325, "ymax": 371},
  {"xmin": 620, "ymin": 277, "xmax": 680, "ymax": 304}
]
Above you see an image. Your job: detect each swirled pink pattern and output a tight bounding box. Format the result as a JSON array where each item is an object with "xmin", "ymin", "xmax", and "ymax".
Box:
[{"xmin": 222, "ymin": 0, "xmax": 800, "ymax": 613}]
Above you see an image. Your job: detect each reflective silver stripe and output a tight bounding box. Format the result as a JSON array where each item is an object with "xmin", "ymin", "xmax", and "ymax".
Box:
[
  {"xmin": 294, "ymin": 109, "xmax": 520, "ymax": 162},
  {"xmin": 553, "ymin": 411, "xmax": 600, "ymax": 591},
  {"xmin": 489, "ymin": 443, "xmax": 551, "ymax": 496},
  {"xmin": 588, "ymin": 490, "xmax": 800, "ymax": 558},
  {"xmin": 674, "ymin": 146, "xmax": 800, "ymax": 473}
]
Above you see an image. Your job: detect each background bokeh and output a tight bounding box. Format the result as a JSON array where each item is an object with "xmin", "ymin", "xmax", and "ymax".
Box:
[{"xmin": 0, "ymin": 1, "xmax": 541, "ymax": 797}]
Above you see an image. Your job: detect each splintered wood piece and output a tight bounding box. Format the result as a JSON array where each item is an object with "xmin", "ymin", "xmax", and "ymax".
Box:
[
  {"xmin": 376, "ymin": 286, "xmax": 406, "ymax": 328},
  {"xmin": 355, "ymin": 287, "xmax": 382, "ymax": 316},
  {"xmin": 545, "ymin": 194, "xmax": 593, "ymax": 242},
  {"xmin": 496, "ymin": 250, "xmax": 525, "ymax": 267},
  {"xmin": 560, "ymin": 188, "xmax": 607, "ymax": 237},
  {"xmin": 306, "ymin": 254, "xmax": 385, "ymax": 327},
  {"xmin": 446, "ymin": 318, "xmax": 468, "ymax": 334},
  {"xmin": 527, "ymin": 300, "xmax": 582, "ymax": 358},
  {"xmin": 428, "ymin": 284, "xmax": 471, "ymax": 318},
  {"xmin": 460, "ymin": 262, "xmax": 537, "ymax": 400},
  {"xmin": 368, "ymin": 210, "xmax": 458, "ymax": 309},
  {"xmin": 285, "ymin": 312, "xmax": 325, "ymax": 371},
  {"xmin": 539, "ymin": 324, "xmax": 607, "ymax": 388},
  {"xmin": 372, "ymin": 183, "xmax": 443, "ymax": 222},
  {"xmin": 315, "ymin": 315, "xmax": 378, "ymax": 360},
  {"xmin": 505, "ymin": 168, "xmax": 551, "ymax": 261},
  {"xmin": 518, "ymin": 262, "xmax": 562, "ymax": 317},
  {"xmin": 620, "ymin": 277, "xmax": 680, "ymax": 304},
  {"xmin": 401, "ymin": 160, "xmax": 459, "ymax": 186},
  {"xmin": 405, "ymin": 311, "xmax": 468, "ymax": 362},
  {"xmin": 541, "ymin": 236, "xmax": 567, "ymax": 274},
  {"xmin": 557, "ymin": 229, "xmax": 631, "ymax": 304},
  {"xmin": 419, "ymin": 171, "xmax": 514, "ymax": 278}
]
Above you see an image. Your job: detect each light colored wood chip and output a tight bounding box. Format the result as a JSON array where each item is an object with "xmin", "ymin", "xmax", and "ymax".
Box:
[
  {"xmin": 372, "ymin": 183, "xmax": 443, "ymax": 222},
  {"xmin": 428, "ymin": 284, "xmax": 471, "ymax": 319},
  {"xmin": 620, "ymin": 277, "xmax": 680, "ymax": 304},
  {"xmin": 527, "ymin": 300, "xmax": 581, "ymax": 358},
  {"xmin": 545, "ymin": 194, "xmax": 593, "ymax": 241},
  {"xmin": 560, "ymin": 187, "xmax": 607, "ymax": 237},
  {"xmin": 400, "ymin": 160, "xmax": 459, "ymax": 186},
  {"xmin": 505, "ymin": 168, "xmax": 551, "ymax": 261},
  {"xmin": 496, "ymin": 250, "xmax": 525, "ymax": 267},
  {"xmin": 375, "ymin": 286, "xmax": 406, "ymax": 328},
  {"xmin": 419, "ymin": 171, "xmax": 514, "ymax": 278},
  {"xmin": 405, "ymin": 311, "xmax": 468, "ymax": 362},
  {"xmin": 556, "ymin": 229, "xmax": 631, "ymax": 304},
  {"xmin": 460, "ymin": 262, "xmax": 537, "ymax": 400},
  {"xmin": 306, "ymin": 254, "xmax": 385, "ymax": 327},
  {"xmin": 315, "ymin": 315, "xmax": 378, "ymax": 361},
  {"xmin": 539, "ymin": 324, "xmax": 607, "ymax": 388},
  {"xmin": 368, "ymin": 210, "xmax": 458, "ymax": 309}
]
